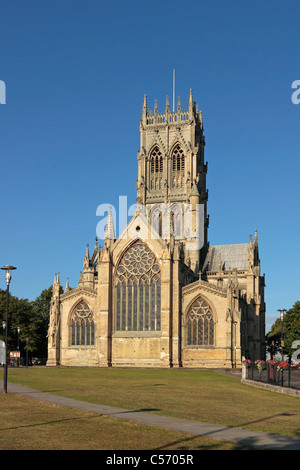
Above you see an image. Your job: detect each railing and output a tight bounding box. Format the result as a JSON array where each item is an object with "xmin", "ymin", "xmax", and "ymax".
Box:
[
  {"xmin": 2, "ymin": 357, "xmax": 47, "ymax": 367},
  {"xmin": 146, "ymin": 111, "xmax": 191, "ymax": 125},
  {"xmin": 244, "ymin": 360, "xmax": 300, "ymax": 390}
]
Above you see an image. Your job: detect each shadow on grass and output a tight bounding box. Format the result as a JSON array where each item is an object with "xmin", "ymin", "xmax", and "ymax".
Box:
[
  {"xmin": 116, "ymin": 408, "xmax": 160, "ymax": 414},
  {"xmin": 152, "ymin": 433, "xmax": 259, "ymax": 451},
  {"xmin": 152, "ymin": 412, "xmax": 300, "ymax": 451},
  {"xmin": 0, "ymin": 414, "xmax": 102, "ymax": 432}
]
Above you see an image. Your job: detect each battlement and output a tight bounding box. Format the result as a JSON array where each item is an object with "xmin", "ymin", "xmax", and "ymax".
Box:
[{"xmin": 141, "ymin": 90, "xmax": 203, "ymax": 128}]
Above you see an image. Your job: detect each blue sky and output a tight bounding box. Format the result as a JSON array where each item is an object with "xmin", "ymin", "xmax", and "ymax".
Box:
[{"xmin": 0, "ymin": 0, "xmax": 299, "ymax": 332}]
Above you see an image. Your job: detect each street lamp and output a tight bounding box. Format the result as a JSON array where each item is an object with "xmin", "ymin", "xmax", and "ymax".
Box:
[
  {"xmin": 17, "ymin": 327, "xmax": 20, "ymax": 350},
  {"xmin": 278, "ymin": 308, "xmax": 287, "ymax": 362},
  {"xmin": 17, "ymin": 327, "xmax": 21, "ymax": 367},
  {"xmin": 26, "ymin": 337, "xmax": 29, "ymax": 368},
  {"xmin": 1, "ymin": 265, "xmax": 17, "ymax": 393}
]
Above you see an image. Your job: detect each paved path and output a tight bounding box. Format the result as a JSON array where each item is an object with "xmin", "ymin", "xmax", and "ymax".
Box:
[{"xmin": 1, "ymin": 380, "xmax": 300, "ymax": 450}]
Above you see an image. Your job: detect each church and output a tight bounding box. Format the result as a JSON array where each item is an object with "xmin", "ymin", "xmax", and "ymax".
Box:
[{"xmin": 47, "ymin": 90, "xmax": 266, "ymax": 368}]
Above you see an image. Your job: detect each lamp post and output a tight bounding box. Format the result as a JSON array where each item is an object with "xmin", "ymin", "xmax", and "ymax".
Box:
[
  {"xmin": 1, "ymin": 265, "xmax": 17, "ymax": 393},
  {"xmin": 278, "ymin": 308, "xmax": 286, "ymax": 361},
  {"xmin": 17, "ymin": 327, "xmax": 20, "ymax": 350},
  {"xmin": 26, "ymin": 337, "xmax": 29, "ymax": 368},
  {"xmin": 17, "ymin": 327, "xmax": 21, "ymax": 367}
]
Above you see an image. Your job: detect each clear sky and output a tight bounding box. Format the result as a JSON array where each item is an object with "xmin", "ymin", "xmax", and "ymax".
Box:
[{"xmin": 0, "ymin": 0, "xmax": 299, "ymax": 332}]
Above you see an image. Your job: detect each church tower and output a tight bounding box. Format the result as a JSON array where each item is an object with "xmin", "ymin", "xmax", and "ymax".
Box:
[
  {"xmin": 47, "ymin": 85, "xmax": 265, "ymax": 370},
  {"xmin": 136, "ymin": 90, "xmax": 209, "ymax": 272}
]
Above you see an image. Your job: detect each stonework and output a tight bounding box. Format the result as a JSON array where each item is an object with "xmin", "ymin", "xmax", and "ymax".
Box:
[{"xmin": 47, "ymin": 90, "xmax": 266, "ymax": 368}]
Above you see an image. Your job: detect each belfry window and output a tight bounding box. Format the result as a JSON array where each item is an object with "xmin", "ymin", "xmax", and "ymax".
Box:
[
  {"xmin": 186, "ymin": 297, "xmax": 214, "ymax": 346},
  {"xmin": 172, "ymin": 144, "xmax": 185, "ymax": 188},
  {"xmin": 70, "ymin": 301, "xmax": 95, "ymax": 346},
  {"xmin": 115, "ymin": 241, "xmax": 161, "ymax": 332},
  {"xmin": 150, "ymin": 146, "xmax": 163, "ymax": 190}
]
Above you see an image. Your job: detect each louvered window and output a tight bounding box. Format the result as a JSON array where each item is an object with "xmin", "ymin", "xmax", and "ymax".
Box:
[
  {"xmin": 171, "ymin": 144, "xmax": 185, "ymax": 188},
  {"xmin": 150, "ymin": 146, "xmax": 163, "ymax": 190}
]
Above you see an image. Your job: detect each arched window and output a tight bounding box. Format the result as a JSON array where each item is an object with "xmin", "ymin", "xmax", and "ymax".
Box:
[
  {"xmin": 170, "ymin": 203, "xmax": 182, "ymax": 239},
  {"xmin": 150, "ymin": 204, "xmax": 162, "ymax": 237},
  {"xmin": 186, "ymin": 297, "xmax": 214, "ymax": 346},
  {"xmin": 70, "ymin": 301, "xmax": 95, "ymax": 346},
  {"xmin": 150, "ymin": 146, "xmax": 163, "ymax": 190},
  {"xmin": 115, "ymin": 241, "xmax": 161, "ymax": 332},
  {"xmin": 171, "ymin": 144, "xmax": 185, "ymax": 188}
]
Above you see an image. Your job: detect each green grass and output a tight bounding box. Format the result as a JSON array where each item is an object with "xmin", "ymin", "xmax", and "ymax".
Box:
[
  {"xmin": 0, "ymin": 392, "xmax": 254, "ymax": 450},
  {"xmin": 2, "ymin": 367, "xmax": 300, "ymax": 439}
]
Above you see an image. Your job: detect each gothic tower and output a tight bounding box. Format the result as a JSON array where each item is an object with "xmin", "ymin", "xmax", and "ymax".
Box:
[
  {"xmin": 47, "ymin": 86, "xmax": 266, "ymax": 370},
  {"xmin": 136, "ymin": 90, "xmax": 209, "ymax": 272}
]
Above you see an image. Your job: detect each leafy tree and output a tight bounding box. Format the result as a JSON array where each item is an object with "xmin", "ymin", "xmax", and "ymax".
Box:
[
  {"xmin": 0, "ymin": 285, "xmax": 58, "ymax": 359},
  {"xmin": 0, "ymin": 289, "xmax": 33, "ymax": 354},
  {"xmin": 266, "ymin": 301, "xmax": 300, "ymax": 359},
  {"xmin": 30, "ymin": 286, "xmax": 54, "ymax": 357}
]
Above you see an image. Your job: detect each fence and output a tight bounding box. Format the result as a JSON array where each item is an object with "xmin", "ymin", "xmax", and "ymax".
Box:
[
  {"xmin": 245, "ymin": 360, "xmax": 300, "ymax": 391},
  {"xmin": 2, "ymin": 357, "xmax": 47, "ymax": 367}
]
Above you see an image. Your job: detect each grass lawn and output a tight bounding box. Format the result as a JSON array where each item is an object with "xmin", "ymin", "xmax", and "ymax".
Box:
[
  {"xmin": 0, "ymin": 392, "xmax": 255, "ymax": 450},
  {"xmin": 1, "ymin": 367, "xmax": 299, "ymax": 441}
]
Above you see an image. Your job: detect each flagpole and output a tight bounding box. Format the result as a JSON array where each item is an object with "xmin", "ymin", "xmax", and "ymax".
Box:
[{"xmin": 173, "ymin": 69, "xmax": 175, "ymax": 112}]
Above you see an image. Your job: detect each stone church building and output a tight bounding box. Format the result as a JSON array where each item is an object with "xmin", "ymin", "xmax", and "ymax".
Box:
[{"xmin": 47, "ymin": 90, "xmax": 266, "ymax": 368}]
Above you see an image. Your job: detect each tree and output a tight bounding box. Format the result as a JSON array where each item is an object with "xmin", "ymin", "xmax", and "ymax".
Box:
[
  {"xmin": 0, "ymin": 285, "xmax": 58, "ymax": 359},
  {"xmin": 30, "ymin": 286, "xmax": 53, "ymax": 357},
  {"xmin": 0, "ymin": 289, "xmax": 33, "ymax": 355},
  {"xmin": 266, "ymin": 301, "xmax": 300, "ymax": 359}
]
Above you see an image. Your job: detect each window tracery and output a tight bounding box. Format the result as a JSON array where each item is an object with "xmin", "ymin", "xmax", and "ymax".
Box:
[
  {"xmin": 115, "ymin": 241, "xmax": 161, "ymax": 332},
  {"xmin": 70, "ymin": 301, "xmax": 95, "ymax": 346},
  {"xmin": 186, "ymin": 297, "xmax": 214, "ymax": 346},
  {"xmin": 150, "ymin": 146, "xmax": 163, "ymax": 190},
  {"xmin": 171, "ymin": 144, "xmax": 185, "ymax": 188}
]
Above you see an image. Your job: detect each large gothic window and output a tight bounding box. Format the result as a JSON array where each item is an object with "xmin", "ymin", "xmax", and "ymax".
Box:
[
  {"xmin": 150, "ymin": 146, "xmax": 163, "ymax": 190},
  {"xmin": 70, "ymin": 301, "xmax": 95, "ymax": 346},
  {"xmin": 186, "ymin": 297, "xmax": 214, "ymax": 346},
  {"xmin": 115, "ymin": 241, "xmax": 161, "ymax": 332},
  {"xmin": 172, "ymin": 144, "xmax": 185, "ymax": 188}
]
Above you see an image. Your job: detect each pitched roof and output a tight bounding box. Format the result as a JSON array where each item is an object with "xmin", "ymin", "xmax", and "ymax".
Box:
[{"xmin": 203, "ymin": 244, "xmax": 249, "ymax": 272}]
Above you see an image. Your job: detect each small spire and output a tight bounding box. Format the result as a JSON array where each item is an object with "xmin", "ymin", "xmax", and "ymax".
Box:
[
  {"xmin": 83, "ymin": 243, "xmax": 90, "ymax": 268},
  {"xmin": 154, "ymin": 99, "xmax": 158, "ymax": 115},
  {"xmin": 165, "ymin": 95, "xmax": 170, "ymax": 113},
  {"xmin": 85, "ymin": 243, "xmax": 90, "ymax": 258},
  {"xmin": 142, "ymin": 94, "xmax": 148, "ymax": 122},
  {"xmin": 177, "ymin": 96, "xmax": 181, "ymax": 112},
  {"xmin": 188, "ymin": 89, "xmax": 193, "ymax": 108},
  {"xmin": 218, "ymin": 255, "xmax": 223, "ymax": 273},
  {"xmin": 104, "ymin": 206, "xmax": 115, "ymax": 240},
  {"xmin": 254, "ymin": 228, "xmax": 258, "ymax": 246},
  {"xmin": 143, "ymin": 94, "xmax": 147, "ymax": 109},
  {"xmin": 65, "ymin": 277, "xmax": 70, "ymax": 292}
]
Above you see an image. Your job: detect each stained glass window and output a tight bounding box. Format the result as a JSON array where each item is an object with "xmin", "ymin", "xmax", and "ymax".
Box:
[
  {"xmin": 70, "ymin": 301, "xmax": 95, "ymax": 346},
  {"xmin": 187, "ymin": 297, "xmax": 214, "ymax": 346},
  {"xmin": 115, "ymin": 241, "xmax": 161, "ymax": 332}
]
